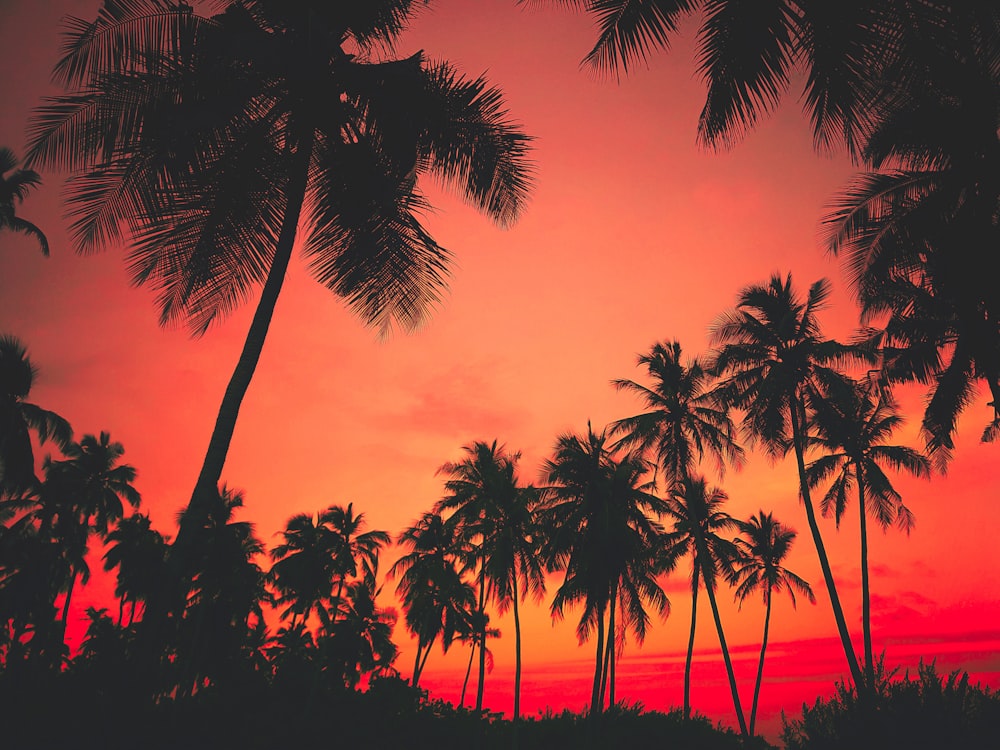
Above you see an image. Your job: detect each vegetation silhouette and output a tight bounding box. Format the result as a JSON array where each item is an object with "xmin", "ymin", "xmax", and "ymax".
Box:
[{"xmin": 0, "ymin": 148, "xmax": 49, "ymax": 256}]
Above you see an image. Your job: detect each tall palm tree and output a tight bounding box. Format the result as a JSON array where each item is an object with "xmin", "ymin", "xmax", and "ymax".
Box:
[
  {"xmin": 103, "ymin": 512, "xmax": 168, "ymax": 625},
  {"xmin": 0, "ymin": 148, "xmax": 48, "ymax": 256},
  {"xmin": 540, "ymin": 424, "xmax": 668, "ymax": 716},
  {"xmin": 663, "ymin": 475, "xmax": 745, "ymax": 735},
  {"xmin": 41, "ymin": 432, "xmax": 141, "ymax": 635},
  {"xmin": 733, "ymin": 511, "xmax": 814, "ymax": 736},
  {"xmin": 269, "ymin": 512, "xmax": 340, "ymax": 627},
  {"xmin": 28, "ymin": 1, "xmax": 533, "ymax": 541},
  {"xmin": 0, "ymin": 335, "xmax": 72, "ymax": 492},
  {"xmin": 389, "ymin": 511, "xmax": 476, "ymax": 688},
  {"xmin": 710, "ymin": 273, "xmax": 870, "ymax": 691},
  {"xmin": 321, "ymin": 503, "xmax": 390, "ymax": 626},
  {"xmin": 807, "ymin": 381, "xmax": 930, "ymax": 688},
  {"xmin": 611, "ymin": 339, "xmax": 743, "ymax": 483},
  {"xmin": 434, "ymin": 439, "xmax": 521, "ymax": 712}
]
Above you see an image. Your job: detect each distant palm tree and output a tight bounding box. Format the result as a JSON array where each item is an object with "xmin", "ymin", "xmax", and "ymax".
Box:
[
  {"xmin": 710, "ymin": 273, "xmax": 870, "ymax": 691},
  {"xmin": 807, "ymin": 382, "xmax": 930, "ymax": 687},
  {"xmin": 611, "ymin": 339, "xmax": 744, "ymax": 484},
  {"xmin": 29, "ymin": 0, "xmax": 533, "ymax": 542},
  {"xmin": 42, "ymin": 432, "xmax": 141, "ymax": 635},
  {"xmin": 0, "ymin": 148, "xmax": 48, "ymax": 256},
  {"xmin": 540, "ymin": 424, "xmax": 668, "ymax": 716},
  {"xmin": 390, "ymin": 511, "xmax": 476, "ymax": 688},
  {"xmin": 321, "ymin": 503, "xmax": 390, "ymax": 627},
  {"xmin": 0, "ymin": 335, "xmax": 72, "ymax": 492},
  {"xmin": 733, "ymin": 511, "xmax": 815, "ymax": 736},
  {"xmin": 663, "ymin": 475, "xmax": 745, "ymax": 735},
  {"xmin": 103, "ymin": 513, "xmax": 168, "ymax": 625},
  {"xmin": 269, "ymin": 512, "xmax": 340, "ymax": 627},
  {"xmin": 324, "ymin": 579, "xmax": 398, "ymax": 689}
]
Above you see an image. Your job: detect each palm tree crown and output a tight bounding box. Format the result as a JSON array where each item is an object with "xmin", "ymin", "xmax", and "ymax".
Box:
[{"xmin": 0, "ymin": 148, "xmax": 49, "ymax": 256}]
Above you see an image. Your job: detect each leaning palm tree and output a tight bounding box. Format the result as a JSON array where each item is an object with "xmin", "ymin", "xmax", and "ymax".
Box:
[
  {"xmin": 733, "ymin": 511, "xmax": 815, "ymax": 737},
  {"xmin": 611, "ymin": 339, "xmax": 743, "ymax": 485},
  {"xmin": 0, "ymin": 335, "xmax": 72, "ymax": 492},
  {"xmin": 710, "ymin": 273, "xmax": 870, "ymax": 691},
  {"xmin": 0, "ymin": 148, "xmax": 48, "ymax": 256},
  {"xmin": 28, "ymin": 0, "xmax": 533, "ymax": 543},
  {"xmin": 663, "ymin": 475, "xmax": 746, "ymax": 735},
  {"xmin": 389, "ymin": 511, "xmax": 476, "ymax": 688},
  {"xmin": 807, "ymin": 381, "xmax": 930, "ymax": 688}
]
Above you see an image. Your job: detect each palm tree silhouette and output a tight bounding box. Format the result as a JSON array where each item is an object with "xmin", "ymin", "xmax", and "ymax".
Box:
[
  {"xmin": 807, "ymin": 381, "xmax": 930, "ymax": 688},
  {"xmin": 321, "ymin": 503, "xmax": 390, "ymax": 627},
  {"xmin": 103, "ymin": 513, "xmax": 168, "ymax": 625},
  {"xmin": 324, "ymin": 579, "xmax": 398, "ymax": 689},
  {"xmin": 269, "ymin": 512, "xmax": 340, "ymax": 628},
  {"xmin": 710, "ymin": 273, "xmax": 870, "ymax": 691},
  {"xmin": 611, "ymin": 339, "xmax": 744, "ymax": 484},
  {"xmin": 733, "ymin": 510, "xmax": 815, "ymax": 736},
  {"xmin": 28, "ymin": 1, "xmax": 533, "ymax": 543},
  {"xmin": 540, "ymin": 424, "xmax": 668, "ymax": 716},
  {"xmin": 0, "ymin": 148, "xmax": 48, "ymax": 256},
  {"xmin": 0, "ymin": 335, "xmax": 72, "ymax": 492},
  {"xmin": 663, "ymin": 475, "xmax": 746, "ymax": 735}
]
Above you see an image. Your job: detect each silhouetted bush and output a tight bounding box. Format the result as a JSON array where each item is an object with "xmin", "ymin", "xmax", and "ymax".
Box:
[{"xmin": 781, "ymin": 662, "xmax": 1000, "ymax": 750}]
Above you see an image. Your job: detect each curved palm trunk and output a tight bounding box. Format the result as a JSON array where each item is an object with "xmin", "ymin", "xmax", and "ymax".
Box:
[
  {"xmin": 701, "ymin": 561, "xmax": 748, "ymax": 736},
  {"xmin": 857, "ymin": 471, "xmax": 875, "ymax": 688},
  {"xmin": 512, "ymin": 572, "xmax": 523, "ymax": 722},
  {"xmin": 60, "ymin": 571, "xmax": 77, "ymax": 637},
  {"xmin": 412, "ymin": 637, "xmax": 425, "ymax": 687},
  {"xmin": 789, "ymin": 398, "xmax": 865, "ymax": 689},
  {"xmin": 590, "ymin": 605, "xmax": 606, "ymax": 717},
  {"xmin": 683, "ymin": 565, "xmax": 699, "ymax": 720},
  {"xmin": 750, "ymin": 589, "xmax": 772, "ymax": 736},
  {"xmin": 601, "ymin": 585, "xmax": 617, "ymax": 710},
  {"xmin": 475, "ymin": 554, "xmax": 487, "ymax": 712},
  {"xmin": 460, "ymin": 640, "xmax": 475, "ymax": 707},
  {"xmin": 180, "ymin": 131, "xmax": 315, "ymax": 543}
]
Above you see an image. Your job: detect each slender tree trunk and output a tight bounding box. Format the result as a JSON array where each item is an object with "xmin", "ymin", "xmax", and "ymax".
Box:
[
  {"xmin": 460, "ymin": 641, "xmax": 475, "ymax": 707},
  {"xmin": 858, "ymin": 470, "xmax": 875, "ymax": 689},
  {"xmin": 412, "ymin": 638, "xmax": 425, "ymax": 687},
  {"xmin": 590, "ymin": 606, "xmax": 606, "ymax": 716},
  {"xmin": 702, "ymin": 565, "xmax": 748, "ymax": 736},
  {"xmin": 789, "ymin": 396, "xmax": 865, "ymax": 688},
  {"xmin": 750, "ymin": 589, "xmax": 772, "ymax": 736},
  {"xmin": 177, "ymin": 130, "xmax": 315, "ymax": 546},
  {"xmin": 684, "ymin": 565, "xmax": 699, "ymax": 720},
  {"xmin": 60, "ymin": 571, "xmax": 77, "ymax": 635},
  {"xmin": 418, "ymin": 633, "xmax": 435, "ymax": 679},
  {"xmin": 601, "ymin": 587, "xmax": 616, "ymax": 710},
  {"xmin": 475, "ymin": 554, "xmax": 487, "ymax": 712},
  {"xmin": 512, "ymin": 572, "xmax": 522, "ymax": 722},
  {"xmin": 609, "ymin": 601, "xmax": 617, "ymax": 710}
]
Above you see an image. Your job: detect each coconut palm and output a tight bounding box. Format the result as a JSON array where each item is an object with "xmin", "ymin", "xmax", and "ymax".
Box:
[
  {"xmin": 269, "ymin": 512, "xmax": 340, "ymax": 627},
  {"xmin": 0, "ymin": 335, "xmax": 72, "ymax": 492},
  {"xmin": 663, "ymin": 475, "xmax": 745, "ymax": 734},
  {"xmin": 611, "ymin": 339, "xmax": 743, "ymax": 484},
  {"xmin": 0, "ymin": 148, "xmax": 49, "ymax": 256},
  {"xmin": 389, "ymin": 511, "xmax": 476, "ymax": 688},
  {"xmin": 540, "ymin": 424, "xmax": 668, "ymax": 716},
  {"xmin": 321, "ymin": 503, "xmax": 390, "ymax": 626},
  {"xmin": 103, "ymin": 513, "xmax": 168, "ymax": 625},
  {"xmin": 28, "ymin": 0, "xmax": 533, "ymax": 540},
  {"xmin": 710, "ymin": 273, "xmax": 870, "ymax": 691},
  {"xmin": 733, "ymin": 511, "xmax": 815, "ymax": 736},
  {"xmin": 807, "ymin": 381, "xmax": 930, "ymax": 688},
  {"xmin": 323, "ymin": 579, "xmax": 398, "ymax": 689}
]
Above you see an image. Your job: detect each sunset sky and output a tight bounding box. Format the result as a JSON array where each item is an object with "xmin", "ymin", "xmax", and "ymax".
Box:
[{"xmin": 1, "ymin": 0, "xmax": 998, "ymax": 741}]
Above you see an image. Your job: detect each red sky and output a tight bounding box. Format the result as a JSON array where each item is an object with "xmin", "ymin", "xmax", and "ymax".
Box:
[{"xmin": 2, "ymin": 1, "xmax": 998, "ymax": 742}]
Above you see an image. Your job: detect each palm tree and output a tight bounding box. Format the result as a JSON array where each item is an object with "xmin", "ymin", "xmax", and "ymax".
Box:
[
  {"xmin": 269, "ymin": 512, "xmax": 340, "ymax": 627},
  {"xmin": 663, "ymin": 475, "xmax": 745, "ymax": 735},
  {"xmin": 540, "ymin": 424, "xmax": 668, "ymax": 716},
  {"xmin": 321, "ymin": 503, "xmax": 390, "ymax": 626},
  {"xmin": 0, "ymin": 335, "xmax": 72, "ymax": 492},
  {"xmin": 733, "ymin": 511, "xmax": 815, "ymax": 736},
  {"xmin": 434, "ymin": 439, "xmax": 521, "ymax": 712},
  {"xmin": 710, "ymin": 273, "xmax": 869, "ymax": 691},
  {"xmin": 0, "ymin": 148, "xmax": 49, "ymax": 256},
  {"xmin": 611, "ymin": 339, "xmax": 743, "ymax": 484},
  {"xmin": 807, "ymin": 381, "xmax": 930, "ymax": 688},
  {"xmin": 41, "ymin": 432, "xmax": 141, "ymax": 635},
  {"xmin": 28, "ymin": 1, "xmax": 533, "ymax": 542},
  {"xmin": 389, "ymin": 511, "xmax": 476, "ymax": 688},
  {"xmin": 103, "ymin": 513, "xmax": 168, "ymax": 625},
  {"xmin": 324, "ymin": 579, "xmax": 399, "ymax": 689}
]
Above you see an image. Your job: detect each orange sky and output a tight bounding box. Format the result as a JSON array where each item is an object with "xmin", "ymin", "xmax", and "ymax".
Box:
[{"xmin": 1, "ymin": 0, "xmax": 998, "ymax": 741}]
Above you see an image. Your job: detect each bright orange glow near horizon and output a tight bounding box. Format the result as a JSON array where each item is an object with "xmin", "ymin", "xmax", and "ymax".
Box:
[{"xmin": 1, "ymin": 1, "xmax": 998, "ymax": 743}]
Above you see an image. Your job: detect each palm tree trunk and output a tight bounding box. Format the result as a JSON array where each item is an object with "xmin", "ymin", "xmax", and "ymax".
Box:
[
  {"xmin": 857, "ymin": 471, "xmax": 875, "ymax": 688},
  {"xmin": 590, "ymin": 605, "xmax": 606, "ymax": 716},
  {"xmin": 179, "ymin": 130, "xmax": 315, "ymax": 544},
  {"xmin": 460, "ymin": 641, "xmax": 475, "ymax": 707},
  {"xmin": 512, "ymin": 571, "xmax": 522, "ymax": 722},
  {"xmin": 789, "ymin": 397, "xmax": 864, "ymax": 689},
  {"xmin": 684, "ymin": 566, "xmax": 699, "ymax": 720},
  {"xmin": 702, "ymin": 565, "xmax": 748, "ymax": 737},
  {"xmin": 418, "ymin": 633, "xmax": 435, "ymax": 680},
  {"xmin": 750, "ymin": 589, "xmax": 772, "ymax": 736},
  {"xmin": 475, "ymin": 556, "xmax": 487, "ymax": 712},
  {"xmin": 412, "ymin": 638, "xmax": 425, "ymax": 687},
  {"xmin": 60, "ymin": 571, "xmax": 77, "ymax": 635},
  {"xmin": 601, "ymin": 586, "xmax": 616, "ymax": 710}
]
